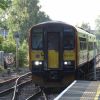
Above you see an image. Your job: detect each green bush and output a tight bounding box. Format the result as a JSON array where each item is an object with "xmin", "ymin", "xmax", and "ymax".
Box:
[
  {"xmin": 0, "ymin": 35, "xmax": 3, "ymax": 44},
  {"xmin": 0, "ymin": 44, "xmax": 2, "ymax": 50},
  {"xmin": 2, "ymin": 39, "xmax": 16, "ymax": 53},
  {"xmin": 18, "ymin": 40, "xmax": 28, "ymax": 67},
  {"xmin": 0, "ymin": 66, "xmax": 4, "ymax": 71},
  {"xmin": 1, "ymin": 36, "xmax": 28, "ymax": 67}
]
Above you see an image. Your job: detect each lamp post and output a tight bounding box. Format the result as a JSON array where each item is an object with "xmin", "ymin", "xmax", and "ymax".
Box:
[{"xmin": 14, "ymin": 32, "xmax": 19, "ymax": 72}]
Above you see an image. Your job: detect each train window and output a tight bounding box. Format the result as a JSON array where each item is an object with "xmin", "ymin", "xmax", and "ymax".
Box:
[
  {"xmin": 63, "ymin": 32, "xmax": 75, "ymax": 50},
  {"xmin": 47, "ymin": 32, "xmax": 59, "ymax": 50},
  {"xmin": 31, "ymin": 32, "xmax": 43, "ymax": 49},
  {"xmin": 94, "ymin": 42, "xmax": 97, "ymax": 48},
  {"xmin": 79, "ymin": 37, "xmax": 87, "ymax": 50},
  {"xmin": 88, "ymin": 42, "xmax": 94, "ymax": 50}
]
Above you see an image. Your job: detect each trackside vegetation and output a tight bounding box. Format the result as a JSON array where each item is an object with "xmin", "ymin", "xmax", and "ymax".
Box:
[{"xmin": 0, "ymin": 0, "xmax": 51, "ymax": 67}]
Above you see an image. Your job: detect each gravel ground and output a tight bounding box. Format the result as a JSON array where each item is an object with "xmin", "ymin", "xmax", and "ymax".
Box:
[{"xmin": 0, "ymin": 67, "xmax": 30, "ymax": 83}]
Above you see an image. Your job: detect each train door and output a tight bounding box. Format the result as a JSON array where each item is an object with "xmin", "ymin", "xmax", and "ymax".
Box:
[{"xmin": 47, "ymin": 32, "xmax": 60, "ymax": 69}]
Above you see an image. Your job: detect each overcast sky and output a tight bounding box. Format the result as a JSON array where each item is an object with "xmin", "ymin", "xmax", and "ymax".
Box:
[{"xmin": 39, "ymin": 0, "xmax": 100, "ymax": 29}]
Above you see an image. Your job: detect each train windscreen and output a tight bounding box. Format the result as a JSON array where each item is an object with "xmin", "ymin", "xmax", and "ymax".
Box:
[
  {"xmin": 31, "ymin": 31, "xmax": 43, "ymax": 49},
  {"xmin": 48, "ymin": 32, "xmax": 59, "ymax": 50},
  {"xmin": 63, "ymin": 29, "xmax": 75, "ymax": 50},
  {"xmin": 47, "ymin": 32, "xmax": 60, "ymax": 68}
]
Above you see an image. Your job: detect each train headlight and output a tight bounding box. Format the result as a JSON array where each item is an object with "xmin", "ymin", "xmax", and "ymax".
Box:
[
  {"xmin": 34, "ymin": 61, "xmax": 40, "ymax": 66},
  {"xmin": 64, "ymin": 61, "xmax": 71, "ymax": 65},
  {"xmin": 34, "ymin": 61, "xmax": 42, "ymax": 66},
  {"xmin": 39, "ymin": 61, "xmax": 42, "ymax": 65},
  {"xmin": 64, "ymin": 61, "xmax": 68, "ymax": 65}
]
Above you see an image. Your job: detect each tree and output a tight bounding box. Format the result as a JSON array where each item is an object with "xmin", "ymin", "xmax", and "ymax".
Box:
[
  {"xmin": 0, "ymin": 0, "xmax": 11, "ymax": 10},
  {"xmin": 95, "ymin": 15, "xmax": 100, "ymax": 39},
  {"xmin": 1, "ymin": 33, "xmax": 16, "ymax": 53},
  {"xmin": 18, "ymin": 40, "xmax": 28, "ymax": 67},
  {"xmin": 95, "ymin": 15, "xmax": 100, "ymax": 32},
  {"xmin": 0, "ymin": 0, "xmax": 12, "ymax": 29},
  {"xmin": 6, "ymin": 0, "xmax": 51, "ymax": 41},
  {"xmin": 80, "ymin": 22, "xmax": 91, "ymax": 32},
  {"xmin": 0, "ymin": 0, "xmax": 51, "ymax": 67}
]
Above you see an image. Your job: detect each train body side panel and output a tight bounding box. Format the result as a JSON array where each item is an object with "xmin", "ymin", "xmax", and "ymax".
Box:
[
  {"xmin": 76, "ymin": 28, "xmax": 88, "ymax": 67},
  {"xmin": 88, "ymin": 34, "xmax": 96, "ymax": 61}
]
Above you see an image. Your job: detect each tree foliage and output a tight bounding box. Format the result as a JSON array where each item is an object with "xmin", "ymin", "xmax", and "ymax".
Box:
[
  {"xmin": 95, "ymin": 15, "xmax": 100, "ymax": 39},
  {"xmin": 80, "ymin": 22, "xmax": 91, "ymax": 32},
  {"xmin": 1, "ymin": 36, "xmax": 16, "ymax": 53},
  {"xmin": 0, "ymin": 35, "xmax": 3, "ymax": 44},
  {"xmin": 6, "ymin": 0, "xmax": 51, "ymax": 41},
  {"xmin": 0, "ymin": 0, "xmax": 51, "ymax": 67},
  {"xmin": 0, "ymin": 0, "xmax": 12, "ymax": 29},
  {"xmin": 1, "ymin": 33, "xmax": 29, "ymax": 67},
  {"xmin": 18, "ymin": 40, "xmax": 28, "ymax": 67},
  {"xmin": 0, "ymin": 0, "xmax": 10, "ymax": 10}
]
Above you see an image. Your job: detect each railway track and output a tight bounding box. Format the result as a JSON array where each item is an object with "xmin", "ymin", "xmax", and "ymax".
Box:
[
  {"xmin": 0, "ymin": 55, "xmax": 100, "ymax": 100},
  {"xmin": 0, "ymin": 77, "xmax": 18, "ymax": 100},
  {"xmin": 0, "ymin": 77, "xmax": 17, "ymax": 93},
  {"xmin": 39, "ymin": 87, "xmax": 65, "ymax": 100},
  {"xmin": 0, "ymin": 70, "xmax": 61, "ymax": 100},
  {"xmin": 0, "ymin": 72, "xmax": 47, "ymax": 100},
  {"xmin": 0, "ymin": 72, "xmax": 35, "ymax": 100},
  {"xmin": 0, "ymin": 68, "xmax": 100, "ymax": 100},
  {"xmin": 26, "ymin": 88, "xmax": 48, "ymax": 100}
]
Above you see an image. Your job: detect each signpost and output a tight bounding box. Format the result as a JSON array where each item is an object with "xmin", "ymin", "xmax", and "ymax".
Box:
[
  {"xmin": 4, "ymin": 53, "xmax": 15, "ymax": 75},
  {"xmin": 5, "ymin": 54, "xmax": 14, "ymax": 65},
  {"xmin": 14, "ymin": 32, "xmax": 19, "ymax": 72}
]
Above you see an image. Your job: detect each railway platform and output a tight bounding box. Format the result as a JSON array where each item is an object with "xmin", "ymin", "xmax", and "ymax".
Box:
[{"xmin": 54, "ymin": 80, "xmax": 100, "ymax": 100}]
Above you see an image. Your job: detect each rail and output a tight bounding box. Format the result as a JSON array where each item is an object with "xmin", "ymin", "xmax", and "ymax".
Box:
[
  {"xmin": 12, "ymin": 72, "xmax": 31, "ymax": 100},
  {"xmin": 26, "ymin": 87, "xmax": 48, "ymax": 100}
]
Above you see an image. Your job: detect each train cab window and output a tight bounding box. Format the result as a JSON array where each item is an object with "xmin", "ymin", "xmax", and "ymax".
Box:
[
  {"xmin": 31, "ymin": 31, "xmax": 43, "ymax": 49},
  {"xmin": 47, "ymin": 32, "xmax": 59, "ymax": 50},
  {"xmin": 63, "ymin": 32, "xmax": 75, "ymax": 50}
]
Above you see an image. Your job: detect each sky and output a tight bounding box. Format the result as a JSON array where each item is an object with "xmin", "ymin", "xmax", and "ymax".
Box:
[{"xmin": 39, "ymin": 0, "xmax": 100, "ymax": 29}]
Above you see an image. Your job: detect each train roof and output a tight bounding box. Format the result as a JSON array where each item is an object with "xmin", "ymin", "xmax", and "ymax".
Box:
[
  {"xmin": 30, "ymin": 21, "xmax": 76, "ymax": 30},
  {"xmin": 76, "ymin": 27, "xmax": 95, "ymax": 36},
  {"xmin": 30, "ymin": 21, "xmax": 95, "ymax": 37},
  {"xmin": 76, "ymin": 27, "xmax": 96, "ymax": 42},
  {"xmin": 33, "ymin": 21, "xmax": 72, "ymax": 26}
]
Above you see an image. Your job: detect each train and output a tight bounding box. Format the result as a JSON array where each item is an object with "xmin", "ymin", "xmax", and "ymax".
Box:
[{"xmin": 29, "ymin": 21, "xmax": 99, "ymax": 87}]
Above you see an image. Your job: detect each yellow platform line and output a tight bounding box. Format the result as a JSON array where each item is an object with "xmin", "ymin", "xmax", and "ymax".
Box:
[{"xmin": 94, "ymin": 84, "xmax": 100, "ymax": 100}]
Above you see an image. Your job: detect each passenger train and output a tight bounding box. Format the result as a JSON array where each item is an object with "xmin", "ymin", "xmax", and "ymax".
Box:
[{"xmin": 29, "ymin": 21, "xmax": 99, "ymax": 87}]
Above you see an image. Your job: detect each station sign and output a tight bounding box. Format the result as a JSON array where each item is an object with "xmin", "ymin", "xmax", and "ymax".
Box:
[{"xmin": 4, "ymin": 53, "xmax": 15, "ymax": 66}]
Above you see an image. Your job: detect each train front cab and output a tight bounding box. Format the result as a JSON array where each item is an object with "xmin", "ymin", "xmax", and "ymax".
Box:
[{"xmin": 29, "ymin": 23, "xmax": 77, "ymax": 87}]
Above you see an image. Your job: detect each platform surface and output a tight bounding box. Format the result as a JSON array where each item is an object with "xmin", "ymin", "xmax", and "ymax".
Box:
[{"xmin": 54, "ymin": 80, "xmax": 100, "ymax": 100}]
